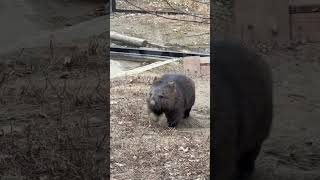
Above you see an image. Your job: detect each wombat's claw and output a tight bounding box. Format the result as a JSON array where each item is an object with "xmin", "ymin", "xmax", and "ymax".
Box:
[
  {"xmin": 148, "ymin": 119, "xmax": 153, "ymax": 127},
  {"xmin": 167, "ymin": 122, "xmax": 177, "ymax": 128}
]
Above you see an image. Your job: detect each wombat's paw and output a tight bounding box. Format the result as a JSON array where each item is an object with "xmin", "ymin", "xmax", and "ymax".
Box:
[
  {"xmin": 149, "ymin": 112, "xmax": 159, "ymax": 122},
  {"xmin": 167, "ymin": 121, "xmax": 177, "ymax": 128},
  {"xmin": 148, "ymin": 112, "xmax": 160, "ymax": 127}
]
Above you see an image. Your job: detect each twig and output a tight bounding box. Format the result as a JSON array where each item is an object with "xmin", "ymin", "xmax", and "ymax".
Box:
[
  {"xmin": 122, "ymin": 0, "xmax": 210, "ymax": 24},
  {"xmin": 162, "ymin": 0, "xmax": 210, "ymax": 19},
  {"xmin": 190, "ymin": 0, "xmax": 210, "ymax": 5},
  {"xmin": 185, "ymin": 32, "xmax": 210, "ymax": 37}
]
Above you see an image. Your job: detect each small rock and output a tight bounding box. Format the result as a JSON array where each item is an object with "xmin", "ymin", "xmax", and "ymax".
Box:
[
  {"xmin": 133, "ymin": 155, "xmax": 137, "ymax": 160},
  {"xmin": 63, "ymin": 56, "xmax": 72, "ymax": 66},
  {"xmin": 179, "ymin": 146, "xmax": 189, "ymax": 152},
  {"xmin": 110, "ymin": 100, "xmax": 117, "ymax": 105},
  {"xmin": 115, "ymin": 162, "xmax": 125, "ymax": 167},
  {"xmin": 59, "ymin": 72, "xmax": 69, "ymax": 79}
]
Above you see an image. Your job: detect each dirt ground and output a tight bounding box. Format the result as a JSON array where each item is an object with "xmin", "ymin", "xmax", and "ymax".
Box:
[
  {"xmin": 110, "ymin": 62, "xmax": 210, "ymax": 179},
  {"xmin": 0, "ymin": 0, "xmax": 105, "ymax": 50},
  {"xmin": 0, "ymin": 1, "xmax": 108, "ymax": 179},
  {"xmin": 111, "ymin": 2, "xmax": 320, "ymax": 179},
  {"xmin": 0, "ymin": 35, "xmax": 108, "ymax": 179},
  {"xmin": 252, "ymin": 44, "xmax": 320, "ymax": 180}
]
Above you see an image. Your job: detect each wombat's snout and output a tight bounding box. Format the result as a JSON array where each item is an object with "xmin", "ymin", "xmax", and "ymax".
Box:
[
  {"xmin": 148, "ymin": 92, "xmax": 156, "ymax": 107},
  {"xmin": 150, "ymin": 99, "xmax": 156, "ymax": 106},
  {"xmin": 149, "ymin": 94, "xmax": 163, "ymax": 106}
]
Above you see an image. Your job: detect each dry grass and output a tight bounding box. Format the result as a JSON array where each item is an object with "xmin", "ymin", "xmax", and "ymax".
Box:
[
  {"xmin": 0, "ymin": 35, "xmax": 108, "ymax": 179},
  {"xmin": 110, "ymin": 63, "xmax": 210, "ymax": 179}
]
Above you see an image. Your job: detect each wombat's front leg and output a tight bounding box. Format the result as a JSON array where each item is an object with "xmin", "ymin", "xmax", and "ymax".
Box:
[
  {"xmin": 164, "ymin": 110, "xmax": 183, "ymax": 128},
  {"xmin": 147, "ymin": 108, "xmax": 161, "ymax": 127}
]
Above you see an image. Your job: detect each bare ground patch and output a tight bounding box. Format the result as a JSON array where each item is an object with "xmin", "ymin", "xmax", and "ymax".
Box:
[
  {"xmin": 251, "ymin": 43, "xmax": 320, "ymax": 180},
  {"xmin": 0, "ymin": 35, "xmax": 108, "ymax": 179}
]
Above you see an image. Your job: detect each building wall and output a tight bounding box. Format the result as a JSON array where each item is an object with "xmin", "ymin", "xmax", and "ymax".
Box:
[
  {"xmin": 290, "ymin": 0, "xmax": 320, "ymax": 42},
  {"xmin": 291, "ymin": 13, "xmax": 320, "ymax": 42},
  {"xmin": 212, "ymin": 0, "xmax": 291, "ymax": 43},
  {"xmin": 233, "ymin": 0, "xmax": 290, "ymax": 43}
]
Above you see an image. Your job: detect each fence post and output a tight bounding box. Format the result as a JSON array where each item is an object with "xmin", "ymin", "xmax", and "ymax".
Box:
[{"xmin": 111, "ymin": 0, "xmax": 116, "ymax": 13}]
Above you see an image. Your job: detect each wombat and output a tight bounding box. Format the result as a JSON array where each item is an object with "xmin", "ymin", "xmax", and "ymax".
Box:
[
  {"xmin": 146, "ymin": 74, "xmax": 195, "ymax": 128},
  {"xmin": 212, "ymin": 40, "xmax": 273, "ymax": 180}
]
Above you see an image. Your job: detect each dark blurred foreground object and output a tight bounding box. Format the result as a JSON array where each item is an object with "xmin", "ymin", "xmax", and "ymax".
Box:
[{"xmin": 212, "ymin": 40, "xmax": 273, "ymax": 180}]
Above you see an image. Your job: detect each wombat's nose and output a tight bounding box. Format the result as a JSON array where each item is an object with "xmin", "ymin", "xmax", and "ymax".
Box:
[{"xmin": 150, "ymin": 100, "xmax": 155, "ymax": 106}]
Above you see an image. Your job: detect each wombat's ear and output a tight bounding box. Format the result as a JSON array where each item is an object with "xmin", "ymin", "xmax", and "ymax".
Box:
[
  {"xmin": 153, "ymin": 76, "xmax": 158, "ymax": 82},
  {"xmin": 168, "ymin": 81, "xmax": 176, "ymax": 89},
  {"xmin": 152, "ymin": 76, "xmax": 160, "ymax": 85}
]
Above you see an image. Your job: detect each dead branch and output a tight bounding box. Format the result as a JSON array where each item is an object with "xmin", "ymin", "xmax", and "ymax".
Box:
[{"xmin": 111, "ymin": 31, "xmax": 148, "ymax": 47}]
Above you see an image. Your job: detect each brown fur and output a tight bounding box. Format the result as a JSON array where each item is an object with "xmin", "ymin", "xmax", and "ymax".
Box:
[{"xmin": 146, "ymin": 74, "xmax": 195, "ymax": 127}]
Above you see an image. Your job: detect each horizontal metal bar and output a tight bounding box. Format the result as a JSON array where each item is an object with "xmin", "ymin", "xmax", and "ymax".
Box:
[
  {"xmin": 110, "ymin": 47, "xmax": 210, "ymax": 58},
  {"xmin": 114, "ymin": 8, "xmax": 185, "ymax": 15},
  {"xmin": 110, "ymin": 51, "xmax": 174, "ymax": 62}
]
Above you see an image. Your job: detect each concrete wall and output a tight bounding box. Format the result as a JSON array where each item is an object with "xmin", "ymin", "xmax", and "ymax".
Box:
[
  {"xmin": 290, "ymin": 0, "xmax": 320, "ymax": 6},
  {"xmin": 290, "ymin": 0, "xmax": 320, "ymax": 42},
  {"xmin": 233, "ymin": 0, "xmax": 290, "ymax": 43},
  {"xmin": 291, "ymin": 13, "xmax": 320, "ymax": 42},
  {"xmin": 213, "ymin": 0, "xmax": 291, "ymax": 43}
]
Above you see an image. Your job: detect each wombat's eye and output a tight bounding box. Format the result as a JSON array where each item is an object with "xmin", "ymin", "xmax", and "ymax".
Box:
[{"xmin": 159, "ymin": 95, "xmax": 164, "ymax": 99}]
